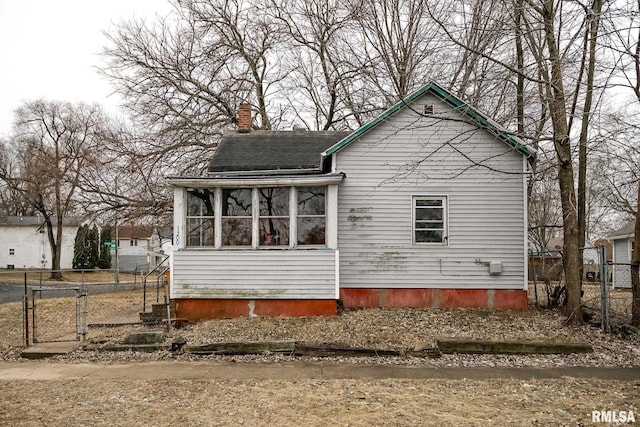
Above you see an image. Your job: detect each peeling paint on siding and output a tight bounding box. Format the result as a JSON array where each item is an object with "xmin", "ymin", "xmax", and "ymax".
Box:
[{"xmin": 348, "ymin": 207, "xmax": 373, "ymax": 227}]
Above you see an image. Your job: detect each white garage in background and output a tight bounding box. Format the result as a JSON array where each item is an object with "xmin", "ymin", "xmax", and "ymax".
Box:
[{"xmin": 0, "ymin": 216, "xmax": 83, "ymax": 270}]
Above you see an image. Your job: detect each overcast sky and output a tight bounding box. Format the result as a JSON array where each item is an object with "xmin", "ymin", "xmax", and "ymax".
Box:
[{"xmin": 0, "ymin": 0, "xmax": 173, "ymax": 138}]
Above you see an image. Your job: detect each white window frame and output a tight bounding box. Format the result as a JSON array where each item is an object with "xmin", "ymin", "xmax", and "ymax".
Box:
[
  {"xmin": 221, "ymin": 187, "xmax": 254, "ymax": 248},
  {"xmin": 184, "ymin": 185, "xmax": 328, "ymax": 249},
  {"xmin": 295, "ymin": 186, "xmax": 327, "ymax": 247},
  {"xmin": 412, "ymin": 195, "xmax": 448, "ymax": 246},
  {"xmin": 257, "ymin": 187, "xmax": 290, "ymax": 248},
  {"xmin": 185, "ymin": 188, "xmax": 216, "ymax": 247}
]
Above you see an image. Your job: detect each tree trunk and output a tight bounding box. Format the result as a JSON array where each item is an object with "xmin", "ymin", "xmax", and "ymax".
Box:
[
  {"xmin": 577, "ymin": 0, "xmax": 602, "ymax": 266},
  {"xmin": 43, "ymin": 214, "xmax": 63, "ymax": 281},
  {"xmin": 542, "ymin": 0, "xmax": 582, "ymax": 323}
]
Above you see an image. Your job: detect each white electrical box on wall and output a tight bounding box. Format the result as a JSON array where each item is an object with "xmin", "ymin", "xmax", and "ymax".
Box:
[{"xmin": 489, "ymin": 261, "xmax": 503, "ymax": 275}]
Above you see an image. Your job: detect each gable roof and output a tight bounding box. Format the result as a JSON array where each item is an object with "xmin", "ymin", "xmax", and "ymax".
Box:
[
  {"xmin": 607, "ymin": 220, "xmax": 636, "ymax": 240},
  {"xmin": 118, "ymin": 225, "xmax": 154, "ymax": 240},
  {"xmin": 208, "ymin": 130, "xmax": 350, "ymax": 174},
  {"xmin": 322, "ymin": 82, "xmax": 536, "ymax": 161}
]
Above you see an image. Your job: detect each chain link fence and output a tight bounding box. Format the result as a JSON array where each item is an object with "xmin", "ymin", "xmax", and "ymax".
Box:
[
  {"xmin": 529, "ymin": 246, "xmax": 635, "ymax": 332},
  {"xmin": 0, "ymin": 269, "xmax": 162, "ymax": 346}
]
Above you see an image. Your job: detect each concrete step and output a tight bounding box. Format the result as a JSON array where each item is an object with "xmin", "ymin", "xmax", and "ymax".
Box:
[{"xmin": 21, "ymin": 341, "xmax": 82, "ymax": 359}]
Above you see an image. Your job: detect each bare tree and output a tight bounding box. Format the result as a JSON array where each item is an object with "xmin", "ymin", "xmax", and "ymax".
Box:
[
  {"xmin": 269, "ymin": 0, "xmax": 367, "ymax": 130},
  {"xmin": 102, "ymin": 0, "xmax": 285, "ymax": 172},
  {"xmin": 605, "ymin": 0, "xmax": 640, "ymax": 325},
  {"xmin": 0, "ymin": 101, "xmax": 107, "ymax": 279},
  {"xmin": 429, "ymin": 0, "xmax": 612, "ymax": 323},
  {"xmin": 353, "ymin": 0, "xmax": 449, "ymax": 102},
  {"xmin": 528, "ymin": 158, "xmax": 563, "ymax": 253}
]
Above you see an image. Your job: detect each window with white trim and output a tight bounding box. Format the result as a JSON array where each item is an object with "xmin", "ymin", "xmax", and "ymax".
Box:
[
  {"xmin": 185, "ymin": 186, "xmax": 326, "ymax": 248},
  {"xmin": 186, "ymin": 188, "xmax": 215, "ymax": 246},
  {"xmin": 297, "ymin": 187, "xmax": 326, "ymax": 245},
  {"xmin": 413, "ymin": 196, "xmax": 447, "ymax": 244},
  {"xmin": 222, "ymin": 188, "xmax": 252, "ymax": 246},
  {"xmin": 259, "ymin": 187, "xmax": 289, "ymax": 246}
]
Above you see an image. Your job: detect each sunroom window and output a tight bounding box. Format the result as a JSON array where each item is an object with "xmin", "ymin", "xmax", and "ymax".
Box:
[
  {"xmin": 297, "ymin": 187, "xmax": 326, "ymax": 245},
  {"xmin": 413, "ymin": 196, "xmax": 447, "ymax": 244},
  {"xmin": 222, "ymin": 188, "xmax": 252, "ymax": 246},
  {"xmin": 186, "ymin": 188, "xmax": 215, "ymax": 246},
  {"xmin": 259, "ymin": 187, "xmax": 289, "ymax": 246},
  {"xmin": 185, "ymin": 186, "xmax": 327, "ymax": 248}
]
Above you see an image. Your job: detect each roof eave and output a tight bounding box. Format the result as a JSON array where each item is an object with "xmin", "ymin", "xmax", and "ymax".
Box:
[{"xmin": 167, "ymin": 173, "xmax": 345, "ymax": 188}]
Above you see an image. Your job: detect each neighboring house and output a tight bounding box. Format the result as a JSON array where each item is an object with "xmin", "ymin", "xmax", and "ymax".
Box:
[
  {"xmin": 528, "ymin": 237, "xmax": 603, "ymax": 282},
  {"xmin": 0, "ymin": 216, "xmax": 83, "ymax": 269},
  {"xmin": 116, "ymin": 225, "xmax": 154, "ymax": 273},
  {"xmin": 168, "ymin": 82, "xmax": 536, "ymax": 320},
  {"xmin": 607, "ymin": 221, "xmax": 636, "ymax": 289}
]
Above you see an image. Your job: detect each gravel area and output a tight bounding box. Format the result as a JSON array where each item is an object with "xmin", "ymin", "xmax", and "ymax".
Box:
[
  {"xmin": 3, "ymin": 290, "xmax": 638, "ymax": 426},
  {"xmin": 1, "ymin": 288, "xmax": 638, "ymax": 367},
  {"xmin": 41, "ymin": 307, "xmax": 640, "ymax": 368}
]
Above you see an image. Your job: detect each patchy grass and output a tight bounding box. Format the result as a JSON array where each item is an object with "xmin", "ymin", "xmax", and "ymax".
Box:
[
  {"xmin": 0, "ymin": 289, "xmax": 146, "ymax": 356},
  {"xmin": 0, "ymin": 269, "xmax": 142, "ymax": 284},
  {"xmin": 1, "ymin": 377, "xmax": 638, "ymax": 427}
]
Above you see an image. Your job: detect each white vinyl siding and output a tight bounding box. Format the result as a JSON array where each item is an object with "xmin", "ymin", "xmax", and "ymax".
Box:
[
  {"xmin": 335, "ymin": 93, "xmax": 527, "ymax": 290},
  {"xmin": 170, "ymin": 250, "xmax": 337, "ymax": 299},
  {"xmin": 612, "ymin": 238, "xmax": 632, "ymax": 288}
]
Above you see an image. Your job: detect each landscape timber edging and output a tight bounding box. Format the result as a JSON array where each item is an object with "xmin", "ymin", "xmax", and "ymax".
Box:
[
  {"xmin": 436, "ymin": 338, "xmax": 593, "ymax": 354},
  {"xmin": 82, "ymin": 339, "xmax": 593, "ymax": 358}
]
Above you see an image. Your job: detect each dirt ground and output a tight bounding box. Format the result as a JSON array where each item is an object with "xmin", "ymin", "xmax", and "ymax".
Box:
[
  {"xmin": 1, "ymin": 376, "xmax": 638, "ymax": 426},
  {"xmin": 1, "ymin": 286, "xmax": 639, "ymax": 426}
]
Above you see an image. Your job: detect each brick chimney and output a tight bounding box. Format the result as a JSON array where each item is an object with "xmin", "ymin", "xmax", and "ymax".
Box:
[{"xmin": 237, "ymin": 103, "xmax": 252, "ymax": 133}]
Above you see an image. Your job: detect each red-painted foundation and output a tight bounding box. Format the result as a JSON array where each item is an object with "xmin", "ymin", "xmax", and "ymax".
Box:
[
  {"xmin": 339, "ymin": 288, "xmax": 528, "ymax": 311},
  {"xmin": 175, "ymin": 298, "xmax": 337, "ymax": 321},
  {"xmin": 174, "ymin": 288, "xmax": 528, "ymax": 320}
]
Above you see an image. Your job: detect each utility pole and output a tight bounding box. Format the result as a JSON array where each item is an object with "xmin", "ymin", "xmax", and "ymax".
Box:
[{"xmin": 114, "ymin": 176, "xmax": 120, "ymax": 284}]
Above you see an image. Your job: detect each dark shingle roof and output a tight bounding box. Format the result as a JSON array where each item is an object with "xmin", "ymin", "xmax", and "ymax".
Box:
[{"xmin": 207, "ymin": 130, "xmax": 350, "ymax": 173}]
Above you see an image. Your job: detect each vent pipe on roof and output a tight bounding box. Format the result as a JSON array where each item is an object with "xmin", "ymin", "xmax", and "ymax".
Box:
[{"xmin": 237, "ymin": 103, "xmax": 252, "ymax": 133}]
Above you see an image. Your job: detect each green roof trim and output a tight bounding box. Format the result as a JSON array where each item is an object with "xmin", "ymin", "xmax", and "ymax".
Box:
[{"xmin": 322, "ymin": 82, "xmax": 536, "ymax": 161}]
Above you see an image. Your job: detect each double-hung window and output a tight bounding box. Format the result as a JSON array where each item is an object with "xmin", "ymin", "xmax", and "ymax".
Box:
[
  {"xmin": 413, "ymin": 196, "xmax": 447, "ymax": 245},
  {"xmin": 186, "ymin": 189, "xmax": 215, "ymax": 246}
]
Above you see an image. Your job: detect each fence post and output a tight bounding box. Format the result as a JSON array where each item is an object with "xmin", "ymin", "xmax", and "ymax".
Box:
[
  {"xmin": 23, "ymin": 272, "xmax": 29, "ymax": 347},
  {"xmin": 598, "ymin": 245, "xmax": 610, "ymax": 332}
]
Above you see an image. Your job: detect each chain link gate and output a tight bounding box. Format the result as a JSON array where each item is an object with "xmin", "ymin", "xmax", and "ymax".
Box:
[
  {"xmin": 584, "ymin": 245, "xmax": 634, "ymax": 333},
  {"xmin": 25, "ymin": 286, "xmax": 88, "ymax": 345}
]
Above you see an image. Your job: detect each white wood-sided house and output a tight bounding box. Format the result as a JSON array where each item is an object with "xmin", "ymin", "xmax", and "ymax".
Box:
[
  {"xmin": 0, "ymin": 216, "xmax": 82, "ymax": 270},
  {"xmin": 116, "ymin": 225, "xmax": 161, "ymax": 273},
  {"xmin": 607, "ymin": 221, "xmax": 636, "ymax": 289},
  {"xmin": 168, "ymin": 83, "xmax": 536, "ymax": 320}
]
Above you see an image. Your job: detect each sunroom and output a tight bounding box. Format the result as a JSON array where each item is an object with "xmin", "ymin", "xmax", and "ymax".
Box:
[{"xmin": 167, "ymin": 126, "xmax": 348, "ymax": 318}]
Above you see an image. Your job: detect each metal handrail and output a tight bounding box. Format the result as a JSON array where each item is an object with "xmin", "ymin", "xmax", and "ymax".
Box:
[{"xmin": 142, "ymin": 254, "xmax": 170, "ymax": 313}]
